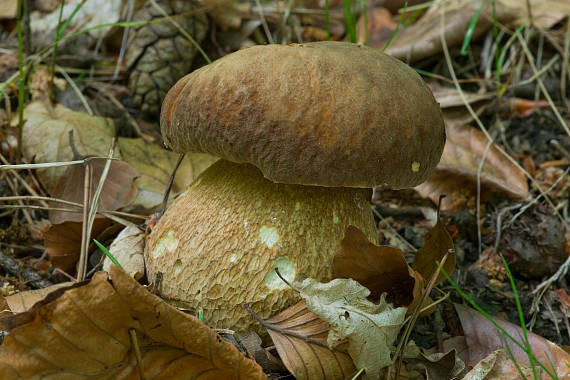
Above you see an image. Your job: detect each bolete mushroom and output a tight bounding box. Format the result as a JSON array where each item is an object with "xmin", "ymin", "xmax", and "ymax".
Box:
[{"xmin": 145, "ymin": 41, "xmax": 445, "ymax": 334}]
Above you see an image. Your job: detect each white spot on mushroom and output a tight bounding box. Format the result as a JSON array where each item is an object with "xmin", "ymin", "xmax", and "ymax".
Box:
[
  {"xmin": 229, "ymin": 253, "xmax": 238, "ymax": 263},
  {"xmin": 295, "ymin": 202, "xmax": 301, "ymax": 211},
  {"xmin": 152, "ymin": 230, "xmax": 179, "ymax": 259},
  {"xmin": 333, "ymin": 211, "xmax": 339, "ymax": 224},
  {"xmin": 244, "ymin": 221, "xmax": 249, "ymax": 237},
  {"xmin": 173, "ymin": 259, "xmax": 183, "ymax": 273},
  {"xmin": 411, "ymin": 161, "xmax": 420, "ymax": 172},
  {"xmin": 259, "ymin": 226, "xmax": 279, "ymax": 248},
  {"xmin": 264, "ymin": 257, "xmax": 296, "ymax": 290}
]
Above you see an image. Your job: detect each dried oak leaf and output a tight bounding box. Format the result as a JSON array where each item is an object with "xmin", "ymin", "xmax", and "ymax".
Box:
[
  {"xmin": 265, "ymin": 300, "xmax": 355, "ymax": 380},
  {"xmin": 412, "ymin": 218, "xmax": 455, "ymax": 287},
  {"xmin": 49, "ymin": 158, "xmax": 138, "ymax": 224},
  {"xmin": 415, "ymin": 124, "xmax": 528, "ymax": 211},
  {"xmin": 384, "ymin": 0, "xmax": 520, "ymax": 62},
  {"xmin": 117, "ymin": 137, "xmax": 217, "ymax": 210},
  {"xmin": 456, "ymin": 303, "xmax": 570, "ymax": 378},
  {"xmin": 499, "ymin": 0, "xmax": 570, "ymax": 29},
  {"xmin": 20, "ymin": 101, "xmax": 116, "ymax": 193},
  {"xmin": 0, "ymin": 265, "xmax": 265, "ymax": 379},
  {"xmin": 297, "ymin": 277, "xmax": 407, "ymax": 379},
  {"xmin": 405, "ymin": 348, "xmax": 465, "ymax": 380}
]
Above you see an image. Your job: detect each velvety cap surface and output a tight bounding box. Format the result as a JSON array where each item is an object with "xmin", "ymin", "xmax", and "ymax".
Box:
[{"xmin": 161, "ymin": 41, "xmax": 445, "ymax": 188}]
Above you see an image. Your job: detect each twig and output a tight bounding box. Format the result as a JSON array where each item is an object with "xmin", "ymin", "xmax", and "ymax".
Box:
[
  {"xmin": 77, "ymin": 161, "xmax": 92, "ymax": 281},
  {"xmin": 477, "ymin": 138, "xmax": 494, "ymax": 257},
  {"xmin": 129, "ymin": 329, "xmax": 145, "ymax": 380},
  {"xmin": 274, "ymin": 267, "xmax": 301, "ymax": 293},
  {"xmin": 158, "ymin": 153, "xmax": 184, "ymax": 220},
  {"xmin": 254, "ymin": 0, "xmax": 274, "ymax": 44},
  {"xmin": 0, "ymin": 156, "xmax": 120, "ymax": 170},
  {"xmin": 371, "ymin": 207, "xmax": 417, "ymax": 252},
  {"xmin": 56, "ymin": 66, "xmax": 93, "ymax": 115},
  {"xmin": 113, "ymin": 0, "xmax": 135, "ymax": 81}
]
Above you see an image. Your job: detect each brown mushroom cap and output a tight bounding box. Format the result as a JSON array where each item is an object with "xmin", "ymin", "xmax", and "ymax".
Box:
[{"xmin": 161, "ymin": 41, "xmax": 445, "ymax": 188}]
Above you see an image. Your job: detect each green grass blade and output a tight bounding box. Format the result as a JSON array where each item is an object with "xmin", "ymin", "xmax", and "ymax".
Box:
[
  {"xmin": 439, "ymin": 264, "xmax": 557, "ymax": 379},
  {"xmin": 325, "ymin": 0, "xmax": 331, "ymax": 40},
  {"xmin": 382, "ymin": 1, "xmax": 407, "ymax": 52},
  {"xmin": 461, "ymin": 0, "xmax": 487, "ymax": 55},
  {"xmin": 499, "ymin": 254, "xmax": 538, "ymax": 379},
  {"xmin": 93, "ymin": 239, "xmax": 122, "ymax": 269},
  {"xmin": 343, "ymin": 0, "xmax": 356, "ymax": 43}
]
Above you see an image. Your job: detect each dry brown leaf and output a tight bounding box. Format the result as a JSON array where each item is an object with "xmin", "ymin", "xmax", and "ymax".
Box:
[
  {"xmin": 117, "ymin": 137, "xmax": 217, "ymax": 210},
  {"xmin": 202, "ymin": 0, "xmax": 251, "ymax": 30},
  {"xmin": 1, "ymin": 282, "xmax": 74, "ymax": 314},
  {"xmin": 102, "ymin": 225, "xmax": 145, "ymax": 280},
  {"xmin": 415, "ymin": 124, "xmax": 529, "ymax": 211},
  {"xmin": 456, "ymin": 303, "xmax": 570, "ymax": 378},
  {"xmin": 332, "ymin": 226, "xmax": 434, "ymax": 317},
  {"xmin": 332, "ymin": 226, "xmax": 415, "ymax": 307},
  {"xmin": 405, "ymin": 349, "xmax": 465, "ymax": 380},
  {"xmin": 265, "ymin": 300, "xmax": 356, "ymax": 380},
  {"xmin": 356, "ymin": 7, "xmax": 396, "ymax": 48},
  {"xmin": 0, "ymin": 265, "xmax": 265, "ymax": 379},
  {"xmin": 20, "ymin": 101, "xmax": 117, "ymax": 193},
  {"xmin": 500, "ymin": 0, "xmax": 570, "ymax": 29},
  {"xmin": 297, "ymin": 278, "xmax": 406, "ymax": 379},
  {"xmin": 43, "ymin": 219, "xmax": 112, "ymax": 271},
  {"xmin": 463, "ymin": 349, "xmax": 538, "ymax": 380},
  {"xmin": 412, "ymin": 218, "xmax": 455, "ymax": 286},
  {"xmin": 49, "ymin": 159, "xmax": 138, "ymax": 224},
  {"xmin": 385, "ymin": 0, "xmax": 520, "ymax": 62},
  {"xmin": 0, "ymin": 0, "xmax": 16, "ymax": 19}
]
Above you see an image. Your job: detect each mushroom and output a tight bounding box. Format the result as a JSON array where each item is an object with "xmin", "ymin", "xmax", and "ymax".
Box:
[{"xmin": 145, "ymin": 41, "xmax": 446, "ymax": 334}]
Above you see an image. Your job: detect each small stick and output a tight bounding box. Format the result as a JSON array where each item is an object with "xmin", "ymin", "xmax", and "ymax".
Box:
[
  {"xmin": 77, "ymin": 162, "xmax": 92, "ymax": 281},
  {"xmin": 158, "ymin": 153, "xmax": 184, "ymax": 220},
  {"xmin": 129, "ymin": 328, "xmax": 145, "ymax": 380}
]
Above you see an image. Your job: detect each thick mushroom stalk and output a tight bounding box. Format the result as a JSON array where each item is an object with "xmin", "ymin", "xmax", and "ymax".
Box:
[{"xmin": 146, "ymin": 160, "xmax": 377, "ymax": 333}]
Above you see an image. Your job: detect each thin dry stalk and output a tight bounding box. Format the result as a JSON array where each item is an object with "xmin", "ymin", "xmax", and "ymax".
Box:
[
  {"xmin": 77, "ymin": 161, "xmax": 92, "ymax": 281},
  {"xmin": 0, "ymin": 152, "xmax": 48, "ymax": 208}
]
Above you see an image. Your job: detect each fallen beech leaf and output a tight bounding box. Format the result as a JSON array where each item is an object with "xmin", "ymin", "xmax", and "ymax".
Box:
[
  {"xmin": 385, "ymin": 0, "xmax": 519, "ymax": 62},
  {"xmin": 117, "ymin": 137, "xmax": 218, "ymax": 210},
  {"xmin": 1, "ymin": 282, "xmax": 74, "ymax": 314},
  {"xmin": 240, "ymin": 332, "xmax": 286, "ymax": 373},
  {"xmin": 0, "ymin": 265, "xmax": 265, "ymax": 379},
  {"xmin": 405, "ymin": 349, "xmax": 465, "ymax": 380},
  {"xmin": 415, "ymin": 124, "xmax": 529, "ymax": 211},
  {"xmin": 297, "ymin": 278, "xmax": 406, "ymax": 379},
  {"xmin": 203, "ymin": 0, "xmax": 251, "ymax": 31},
  {"xmin": 500, "ymin": 0, "xmax": 570, "ymax": 29},
  {"xmin": 332, "ymin": 225, "xmax": 415, "ymax": 307},
  {"xmin": 20, "ymin": 101, "xmax": 117, "ymax": 193},
  {"xmin": 102, "ymin": 225, "xmax": 145, "ymax": 280},
  {"xmin": 265, "ymin": 300, "xmax": 355, "ymax": 380},
  {"xmin": 356, "ymin": 7, "xmax": 396, "ymax": 48},
  {"xmin": 463, "ymin": 349, "xmax": 537, "ymax": 380},
  {"xmin": 412, "ymin": 218, "xmax": 455, "ymax": 286},
  {"xmin": 49, "ymin": 159, "xmax": 138, "ymax": 224},
  {"xmin": 456, "ymin": 303, "xmax": 570, "ymax": 378},
  {"xmin": 43, "ymin": 219, "xmax": 112, "ymax": 271}
]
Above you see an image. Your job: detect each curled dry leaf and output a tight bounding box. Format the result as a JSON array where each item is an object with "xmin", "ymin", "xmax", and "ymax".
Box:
[
  {"xmin": 102, "ymin": 225, "xmax": 145, "ymax": 280},
  {"xmin": 384, "ymin": 0, "xmax": 520, "ymax": 62},
  {"xmin": 202, "ymin": 0, "xmax": 251, "ymax": 31},
  {"xmin": 43, "ymin": 219, "xmax": 112, "ymax": 271},
  {"xmin": 297, "ymin": 277, "xmax": 407, "ymax": 379},
  {"xmin": 21, "ymin": 101, "xmax": 117, "ymax": 193},
  {"xmin": 456, "ymin": 303, "xmax": 570, "ymax": 378},
  {"xmin": 462, "ymin": 349, "xmax": 537, "ymax": 380},
  {"xmin": 0, "ymin": 265, "xmax": 265, "ymax": 379},
  {"xmin": 415, "ymin": 124, "xmax": 529, "ymax": 211},
  {"xmin": 0, "ymin": 282, "xmax": 73, "ymax": 315},
  {"xmin": 49, "ymin": 159, "xmax": 138, "ymax": 224},
  {"xmin": 405, "ymin": 349, "xmax": 465, "ymax": 380},
  {"xmin": 412, "ymin": 218, "xmax": 455, "ymax": 287},
  {"xmin": 117, "ymin": 137, "xmax": 218, "ymax": 210},
  {"xmin": 332, "ymin": 225, "xmax": 415, "ymax": 307},
  {"xmin": 265, "ymin": 300, "xmax": 355, "ymax": 380},
  {"xmin": 500, "ymin": 0, "xmax": 570, "ymax": 29}
]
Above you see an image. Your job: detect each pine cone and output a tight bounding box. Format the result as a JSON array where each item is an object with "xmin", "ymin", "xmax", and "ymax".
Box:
[{"xmin": 126, "ymin": 0, "xmax": 208, "ymax": 118}]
